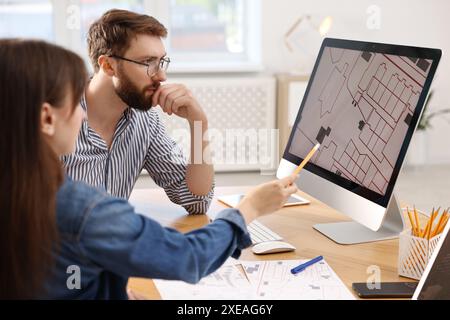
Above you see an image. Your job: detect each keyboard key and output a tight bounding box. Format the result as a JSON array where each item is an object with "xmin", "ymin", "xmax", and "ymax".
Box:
[{"xmin": 247, "ymin": 220, "xmax": 282, "ymax": 244}]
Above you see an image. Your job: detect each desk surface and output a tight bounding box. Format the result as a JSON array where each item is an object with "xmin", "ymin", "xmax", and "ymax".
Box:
[{"xmin": 127, "ymin": 186, "xmax": 419, "ymax": 300}]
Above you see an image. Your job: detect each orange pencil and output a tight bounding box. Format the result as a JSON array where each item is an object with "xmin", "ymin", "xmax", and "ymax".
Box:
[{"xmin": 293, "ymin": 143, "xmax": 320, "ymax": 175}]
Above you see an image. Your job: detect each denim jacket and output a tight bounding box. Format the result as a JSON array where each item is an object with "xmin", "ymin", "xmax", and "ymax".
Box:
[{"xmin": 42, "ymin": 178, "xmax": 252, "ymax": 299}]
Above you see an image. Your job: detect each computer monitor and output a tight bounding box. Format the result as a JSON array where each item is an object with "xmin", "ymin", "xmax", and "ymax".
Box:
[
  {"xmin": 277, "ymin": 38, "xmax": 441, "ymax": 244},
  {"xmin": 413, "ymin": 218, "xmax": 450, "ymax": 300}
]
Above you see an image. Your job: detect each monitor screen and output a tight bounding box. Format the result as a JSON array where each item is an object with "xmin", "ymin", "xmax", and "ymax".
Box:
[{"xmin": 284, "ymin": 39, "xmax": 440, "ymax": 207}]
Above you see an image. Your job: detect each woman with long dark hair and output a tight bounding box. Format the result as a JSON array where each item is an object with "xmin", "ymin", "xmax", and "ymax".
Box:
[
  {"xmin": 0, "ymin": 39, "xmax": 298, "ymax": 299},
  {"xmin": 0, "ymin": 39, "xmax": 87, "ymax": 299}
]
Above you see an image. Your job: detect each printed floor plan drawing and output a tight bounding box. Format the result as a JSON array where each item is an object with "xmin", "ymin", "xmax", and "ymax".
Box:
[
  {"xmin": 241, "ymin": 259, "xmax": 354, "ymax": 300},
  {"xmin": 153, "ymin": 258, "xmax": 354, "ymax": 300},
  {"xmin": 289, "ymin": 47, "xmax": 432, "ymax": 195}
]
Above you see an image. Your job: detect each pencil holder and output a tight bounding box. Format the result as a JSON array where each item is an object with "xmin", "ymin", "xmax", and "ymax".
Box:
[{"xmin": 398, "ymin": 229, "xmax": 441, "ymax": 280}]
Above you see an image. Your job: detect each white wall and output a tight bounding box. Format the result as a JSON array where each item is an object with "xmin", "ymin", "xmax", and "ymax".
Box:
[{"xmin": 261, "ymin": 0, "xmax": 450, "ymax": 164}]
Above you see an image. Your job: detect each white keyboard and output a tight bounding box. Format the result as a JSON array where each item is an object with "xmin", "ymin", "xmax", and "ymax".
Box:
[{"xmin": 247, "ymin": 220, "xmax": 282, "ymax": 244}]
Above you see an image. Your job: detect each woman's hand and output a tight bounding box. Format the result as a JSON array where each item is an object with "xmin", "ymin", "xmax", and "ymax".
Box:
[{"xmin": 236, "ymin": 174, "xmax": 299, "ymax": 224}]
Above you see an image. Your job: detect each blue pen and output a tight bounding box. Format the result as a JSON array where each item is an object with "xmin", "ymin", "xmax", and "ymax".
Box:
[{"xmin": 290, "ymin": 256, "xmax": 324, "ymax": 274}]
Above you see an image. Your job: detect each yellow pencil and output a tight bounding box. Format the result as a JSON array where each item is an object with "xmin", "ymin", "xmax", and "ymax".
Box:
[
  {"xmin": 437, "ymin": 214, "xmax": 449, "ymax": 235},
  {"xmin": 407, "ymin": 208, "xmax": 416, "ymax": 235},
  {"xmin": 414, "ymin": 208, "xmax": 421, "ymax": 238},
  {"xmin": 435, "ymin": 213, "xmax": 447, "ymax": 235},
  {"xmin": 422, "ymin": 217, "xmax": 431, "ymax": 239},
  {"xmin": 294, "ymin": 143, "xmax": 320, "ymax": 175},
  {"xmin": 431, "ymin": 210, "xmax": 446, "ymax": 238},
  {"xmin": 427, "ymin": 211, "xmax": 436, "ymax": 240},
  {"xmin": 431, "ymin": 209, "xmax": 440, "ymax": 237},
  {"xmin": 423, "ymin": 209, "xmax": 435, "ymax": 239}
]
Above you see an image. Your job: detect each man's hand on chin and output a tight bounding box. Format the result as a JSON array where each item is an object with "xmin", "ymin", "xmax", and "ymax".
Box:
[{"xmin": 152, "ymin": 83, "xmax": 208, "ymax": 124}]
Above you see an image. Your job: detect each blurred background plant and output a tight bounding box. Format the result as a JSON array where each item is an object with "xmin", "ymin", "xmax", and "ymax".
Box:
[{"xmin": 418, "ymin": 90, "xmax": 450, "ymax": 131}]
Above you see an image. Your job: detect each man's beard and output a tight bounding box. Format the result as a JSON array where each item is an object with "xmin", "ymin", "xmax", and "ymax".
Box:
[{"xmin": 114, "ymin": 68, "xmax": 159, "ymax": 112}]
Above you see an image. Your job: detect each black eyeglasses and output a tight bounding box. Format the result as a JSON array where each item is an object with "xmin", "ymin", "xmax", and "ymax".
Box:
[{"xmin": 108, "ymin": 55, "xmax": 170, "ymax": 77}]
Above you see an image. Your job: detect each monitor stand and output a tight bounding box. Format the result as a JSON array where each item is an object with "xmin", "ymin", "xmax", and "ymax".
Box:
[{"xmin": 313, "ymin": 194, "xmax": 405, "ymax": 245}]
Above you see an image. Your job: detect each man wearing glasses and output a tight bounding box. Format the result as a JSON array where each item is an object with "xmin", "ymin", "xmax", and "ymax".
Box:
[{"xmin": 62, "ymin": 9, "xmax": 214, "ymax": 214}]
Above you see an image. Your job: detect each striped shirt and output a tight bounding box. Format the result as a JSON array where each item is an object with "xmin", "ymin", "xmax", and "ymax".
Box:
[{"xmin": 62, "ymin": 95, "xmax": 214, "ymax": 215}]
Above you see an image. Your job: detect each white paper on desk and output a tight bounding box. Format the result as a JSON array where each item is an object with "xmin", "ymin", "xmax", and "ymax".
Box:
[
  {"xmin": 241, "ymin": 259, "xmax": 355, "ymax": 300},
  {"xmin": 153, "ymin": 258, "xmax": 256, "ymax": 300}
]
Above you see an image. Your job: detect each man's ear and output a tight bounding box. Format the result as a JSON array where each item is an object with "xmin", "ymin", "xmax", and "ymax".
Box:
[
  {"xmin": 41, "ymin": 102, "xmax": 56, "ymax": 136},
  {"xmin": 98, "ymin": 55, "xmax": 116, "ymax": 76}
]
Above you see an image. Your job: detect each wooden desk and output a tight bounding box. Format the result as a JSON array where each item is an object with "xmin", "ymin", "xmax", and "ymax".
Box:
[{"xmin": 127, "ymin": 186, "xmax": 418, "ymax": 299}]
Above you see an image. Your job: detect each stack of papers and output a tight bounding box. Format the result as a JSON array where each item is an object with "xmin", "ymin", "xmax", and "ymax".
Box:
[{"xmin": 154, "ymin": 258, "xmax": 355, "ymax": 300}]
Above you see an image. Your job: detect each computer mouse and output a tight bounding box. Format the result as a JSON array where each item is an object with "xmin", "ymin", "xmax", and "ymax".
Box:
[{"xmin": 251, "ymin": 241, "xmax": 296, "ymax": 255}]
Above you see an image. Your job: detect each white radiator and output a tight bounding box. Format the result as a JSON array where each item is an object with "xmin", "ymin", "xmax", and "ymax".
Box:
[{"xmin": 156, "ymin": 76, "xmax": 278, "ymax": 172}]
